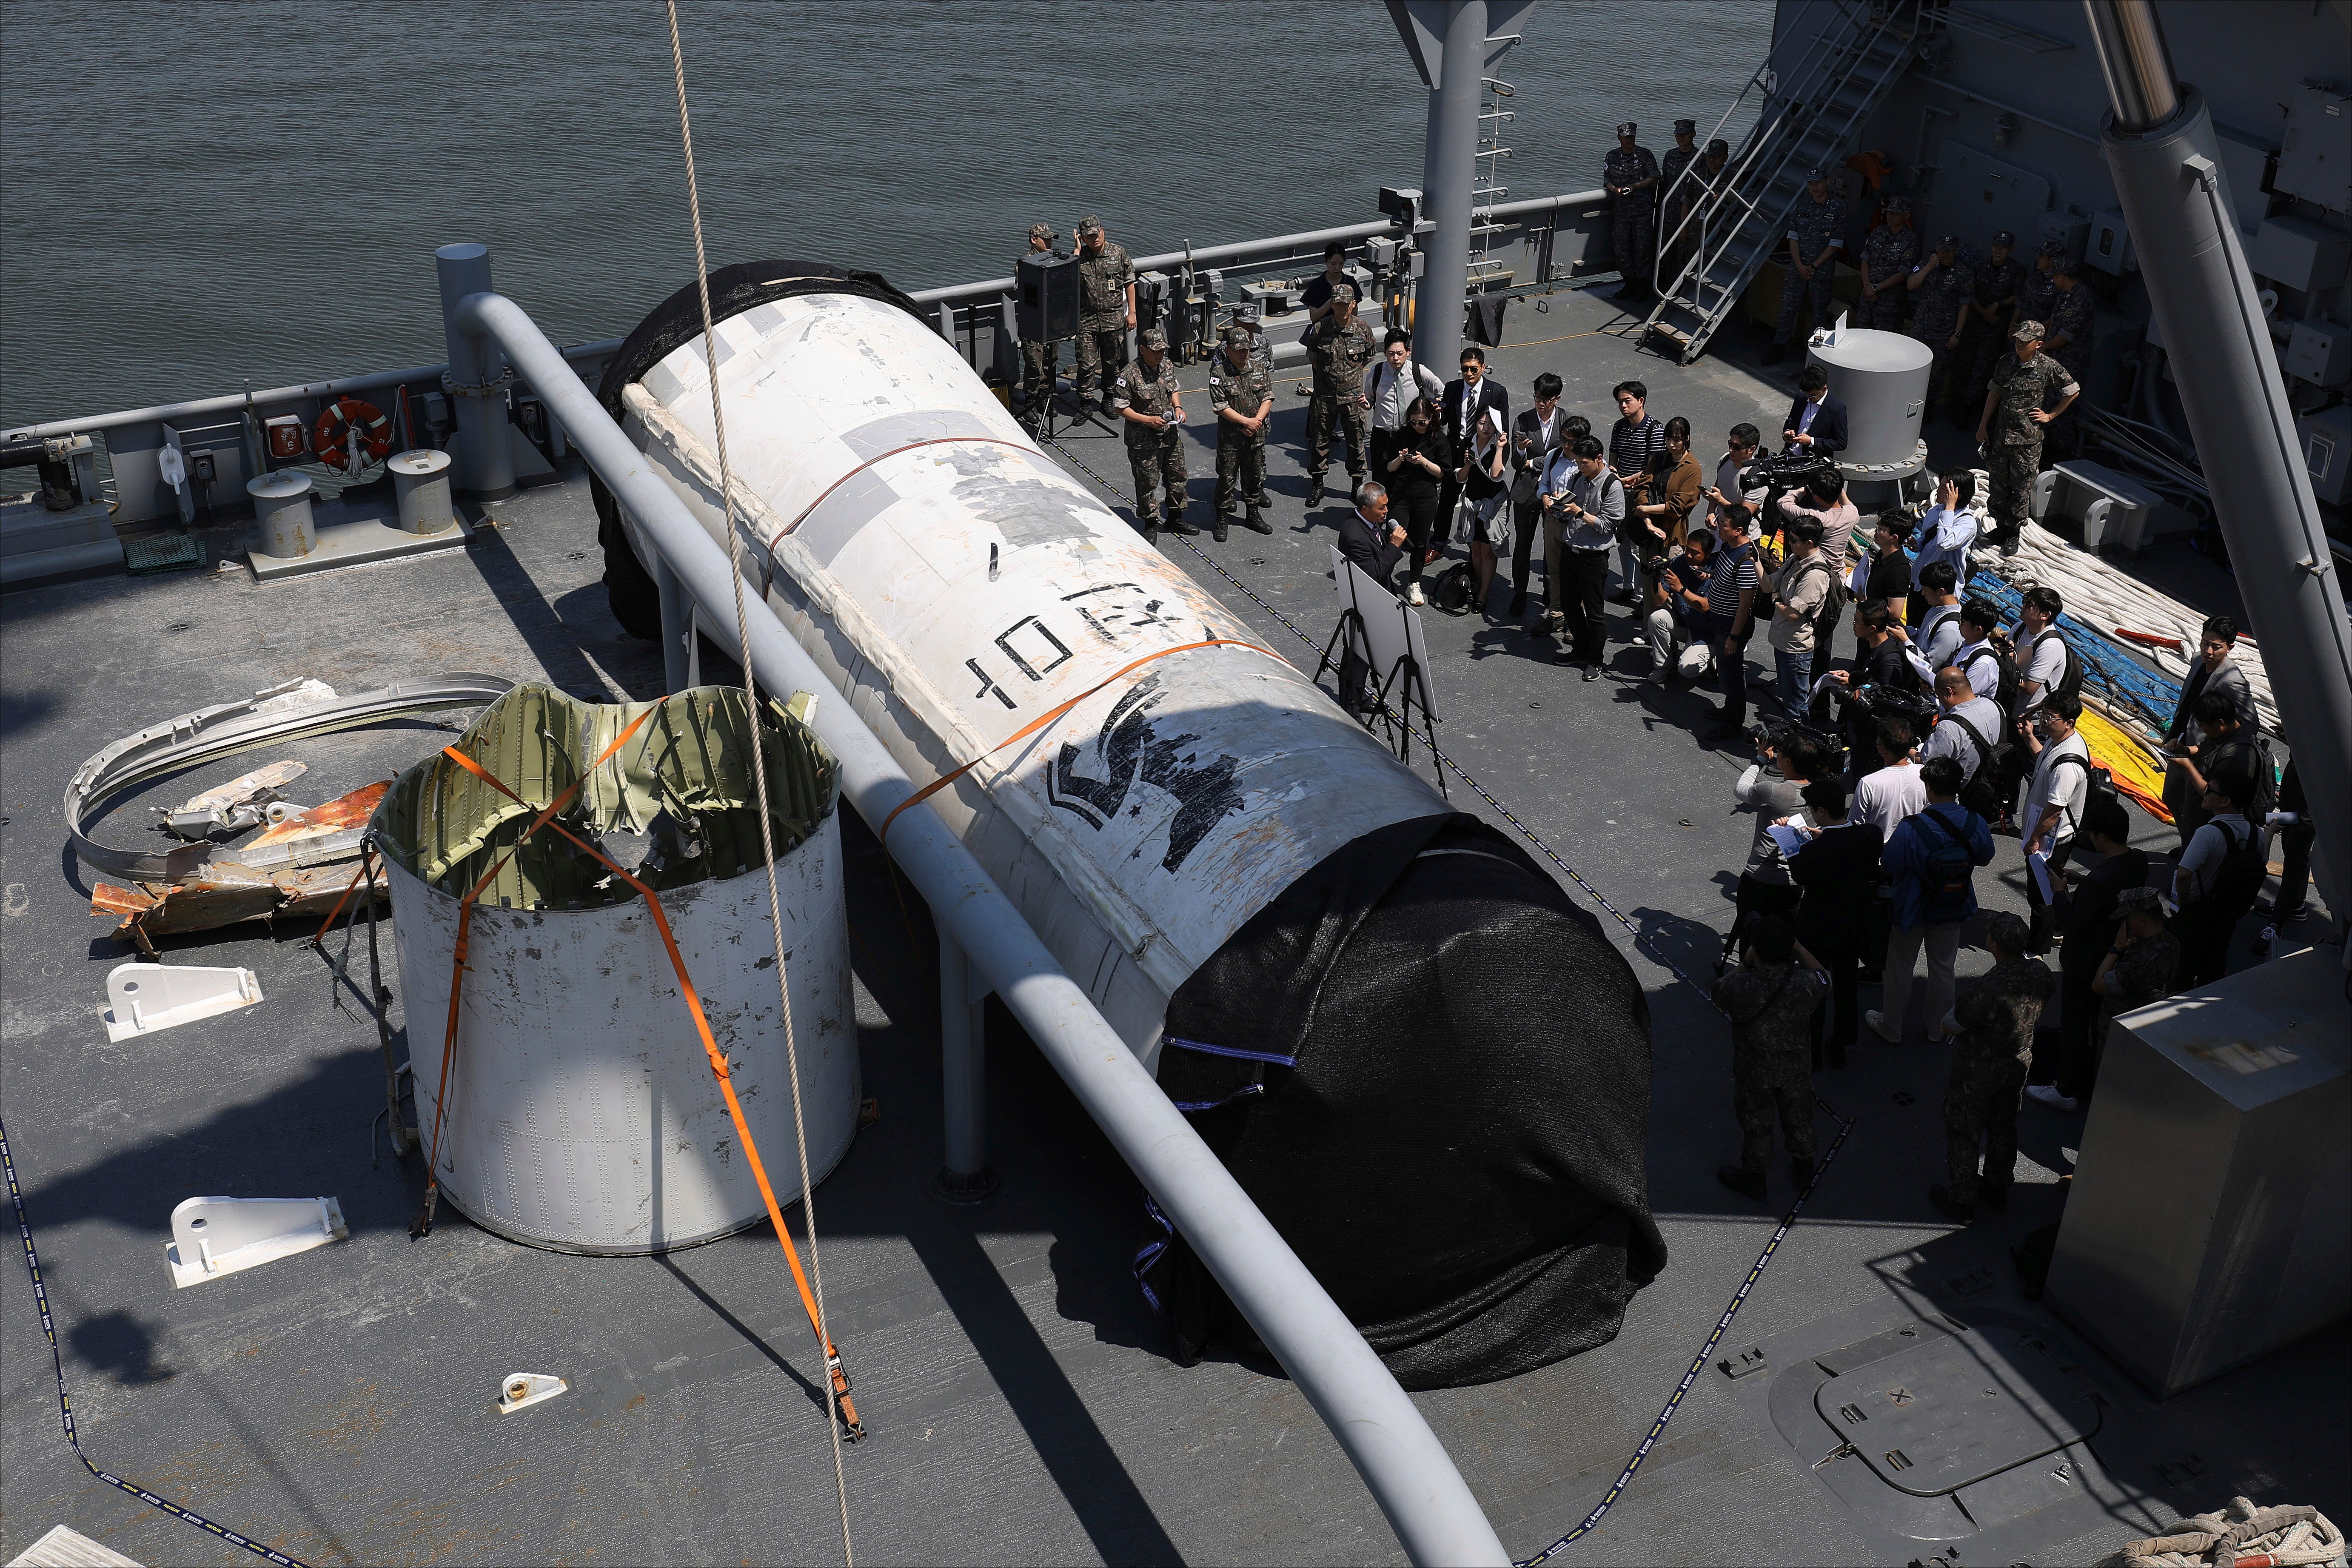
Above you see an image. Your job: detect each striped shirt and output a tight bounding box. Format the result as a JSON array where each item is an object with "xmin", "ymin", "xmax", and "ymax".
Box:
[
  {"xmin": 1707, "ymin": 542, "xmax": 1761, "ymax": 624},
  {"xmin": 1608, "ymin": 415, "xmax": 1665, "ymax": 481}
]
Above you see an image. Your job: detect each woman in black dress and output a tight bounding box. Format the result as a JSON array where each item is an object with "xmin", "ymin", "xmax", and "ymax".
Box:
[
  {"xmin": 1460, "ymin": 404, "xmax": 1511, "ymax": 614},
  {"xmin": 1373, "ymin": 395, "xmax": 1451, "ymax": 605}
]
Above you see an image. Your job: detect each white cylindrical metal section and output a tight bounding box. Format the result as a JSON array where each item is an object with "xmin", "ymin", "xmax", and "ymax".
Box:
[
  {"xmin": 247, "ymin": 470, "xmax": 316, "ymax": 559},
  {"xmin": 621, "ymin": 291, "xmax": 1447, "ymax": 1056},
  {"xmin": 1808, "ymin": 328, "xmax": 1931, "ymax": 471},
  {"xmin": 385, "ymin": 821, "xmax": 856, "ymax": 1255},
  {"xmin": 389, "ymin": 448, "xmax": 455, "ymax": 534}
]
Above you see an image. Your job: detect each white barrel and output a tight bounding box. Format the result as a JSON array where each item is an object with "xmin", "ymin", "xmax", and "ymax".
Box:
[
  {"xmin": 619, "ymin": 291, "xmax": 1447, "ymax": 1055},
  {"xmin": 1808, "ymin": 327, "xmax": 1932, "ymax": 473},
  {"xmin": 389, "ymin": 448, "xmax": 455, "ymax": 533},
  {"xmin": 248, "ymin": 470, "xmax": 316, "ymax": 558}
]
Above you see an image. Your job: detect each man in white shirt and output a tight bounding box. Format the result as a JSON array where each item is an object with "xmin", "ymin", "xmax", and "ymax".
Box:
[
  {"xmin": 1953, "ymin": 599, "xmax": 2005, "ymax": 703},
  {"xmin": 1363, "ymin": 329, "xmax": 1444, "ymax": 432},
  {"xmin": 1703, "ymin": 422, "xmax": 1759, "ymax": 533},
  {"xmin": 1853, "ymin": 715, "xmax": 1927, "ymax": 840},
  {"xmin": 1920, "ymin": 668, "xmax": 2003, "ymax": 797},
  {"xmin": 2016, "ymin": 691, "xmax": 2090, "ymax": 952},
  {"xmin": 2008, "ymin": 584, "xmax": 2070, "ymax": 716}
]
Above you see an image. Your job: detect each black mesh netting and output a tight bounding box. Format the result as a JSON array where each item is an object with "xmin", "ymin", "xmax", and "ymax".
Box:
[
  {"xmin": 1143, "ymin": 811, "xmax": 1665, "ymax": 1390},
  {"xmin": 592, "ymin": 259, "xmax": 924, "ymax": 637}
]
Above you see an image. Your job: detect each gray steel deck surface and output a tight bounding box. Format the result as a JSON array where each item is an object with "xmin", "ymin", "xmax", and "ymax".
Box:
[{"xmin": 2, "ymin": 284, "xmax": 2342, "ymax": 1566}]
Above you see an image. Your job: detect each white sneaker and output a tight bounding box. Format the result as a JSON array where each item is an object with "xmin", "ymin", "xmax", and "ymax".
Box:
[
  {"xmin": 2025, "ymin": 1084, "xmax": 2080, "ymax": 1111},
  {"xmin": 1865, "ymin": 1009, "xmax": 1902, "ymax": 1044},
  {"xmin": 1405, "ymin": 582, "xmax": 1426, "ymax": 606}
]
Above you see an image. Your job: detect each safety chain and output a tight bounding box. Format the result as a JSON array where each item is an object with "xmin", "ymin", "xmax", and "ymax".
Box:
[
  {"xmin": 1039, "ymin": 430, "xmax": 1862, "ymax": 1563},
  {"xmin": 1, "ymin": 1116, "xmax": 312, "ymax": 1568}
]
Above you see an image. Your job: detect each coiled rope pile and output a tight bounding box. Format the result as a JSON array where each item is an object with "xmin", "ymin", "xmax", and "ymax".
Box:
[{"xmin": 2099, "ymin": 1495, "xmax": 2345, "ymax": 1568}]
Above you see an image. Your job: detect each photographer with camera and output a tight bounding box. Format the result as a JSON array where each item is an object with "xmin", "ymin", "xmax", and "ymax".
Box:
[
  {"xmin": 1774, "ymin": 467, "xmax": 1859, "ymax": 665},
  {"xmin": 1630, "ymin": 416, "xmax": 1701, "ymax": 562},
  {"xmin": 1765, "ymin": 514, "xmax": 1836, "ymax": 720},
  {"xmin": 1733, "ymin": 730, "xmax": 1825, "ymax": 878},
  {"xmin": 1705, "ymin": 423, "xmax": 1760, "ymax": 535},
  {"xmin": 1825, "ymin": 600, "xmax": 1928, "ymax": 777},
  {"xmin": 1541, "ymin": 436, "xmax": 1625, "ymax": 679},
  {"xmin": 1645, "ymin": 528, "xmax": 1716, "ymax": 684}
]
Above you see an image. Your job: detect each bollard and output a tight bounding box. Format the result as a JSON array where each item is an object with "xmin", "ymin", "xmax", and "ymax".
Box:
[
  {"xmin": 248, "ymin": 471, "xmax": 316, "ymax": 559},
  {"xmin": 388, "ymin": 449, "xmax": 455, "ymax": 534}
]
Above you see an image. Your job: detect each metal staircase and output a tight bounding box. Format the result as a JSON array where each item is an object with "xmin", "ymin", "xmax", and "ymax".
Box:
[{"xmin": 1640, "ymin": 0, "xmax": 1924, "ymax": 365}]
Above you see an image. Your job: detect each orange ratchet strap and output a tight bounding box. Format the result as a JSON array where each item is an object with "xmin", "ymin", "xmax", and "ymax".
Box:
[
  {"xmin": 437, "ymin": 714, "xmax": 865, "ymax": 1441},
  {"xmin": 878, "ymin": 637, "xmax": 1281, "ymax": 847}
]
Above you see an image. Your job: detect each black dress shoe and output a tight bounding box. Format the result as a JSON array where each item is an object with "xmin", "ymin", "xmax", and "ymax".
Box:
[
  {"xmin": 1717, "ymin": 1164, "xmax": 1768, "ymax": 1200},
  {"xmin": 1242, "ymin": 507, "xmax": 1272, "ymax": 534},
  {"xmin": 1927, "ymin": 1183, "xmax": 1974, "ymax": 1223},
  {"xmin": 1760, "ymin": 343, "xmax": 1788, "ymax": 365},
  {"xmin": 1509, "ymin": 590, "xmax": 1528, "ymax": 618},
  {"xmin": 1582, "ymin": 664, "xmax": 1602, "ymax": 681}
]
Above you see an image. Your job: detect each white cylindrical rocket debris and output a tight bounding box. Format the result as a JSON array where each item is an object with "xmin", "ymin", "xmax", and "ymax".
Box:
[{"xmin": 617, "ymin": 290, "xmax": 1447, "ymax": 1053}]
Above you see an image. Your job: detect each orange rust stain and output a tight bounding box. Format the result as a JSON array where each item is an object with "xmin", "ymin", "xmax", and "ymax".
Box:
[
  {"xmin": 246, "ymin": 779, "xmax": 390, "ymax": 847},
  {"xmin": 89, "ymin": 883, "xmax": 154, "ymax": 918}
]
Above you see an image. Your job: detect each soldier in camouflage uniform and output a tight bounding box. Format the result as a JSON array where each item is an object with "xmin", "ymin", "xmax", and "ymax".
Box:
[
  {"xmin": 1112, "ymin": 328, "xmax": 1196, "ymax": 541},
  {"xmin": 2041, "ymin": 259, "xmax": 2095, "ymax": 454},
  {"xmin": 1711, "ymin": 916, "xmax": 1826, "ymax": 1200},
  {"xmin": 1605, "ymin": 121, "xmax": 1663, "ymax": 302},
  {"xmin": 1905, "ymin": 233, "xmax": 1975, "ymax": 414},
  {"xmin": 1072, "ymin": 216, "xmax": 1136, "ymax": 414},
  {"xmin": 2016, "ymin": 238, "xmax": 2063, "ymax": 336},
  {"xmin": 1766, "ymin": 167, "xmax": 1846, "ymax": 363},
  {"xmin": 1858, "ymin": 197, "xmax": 1919, "ymax": 331},
  {"xmin": 1302, "ymin": 285, "xmax": 1375, "ymax": 502},
  {"xmin": 1976, "ymin": 320, "xmax": 2081, "ymax": 547},
  {"xmin": 1018, "ymin": 222, "xmax": 1060, "ymax": 430},
  {"xmin": 1208, "ymin": 325, "xmax": 1274, "ymax": 542},
  {"xmin": 1932, "ymin": 914, "xmax": 2055, "ymax": 1221},
  {"xmin": 1657, "ymin": 119, "xmax": 1701, "ymax": 283},
  {"xmin": 1960, "ymin": 230, "xmax": 2027, "ymax": 425}
]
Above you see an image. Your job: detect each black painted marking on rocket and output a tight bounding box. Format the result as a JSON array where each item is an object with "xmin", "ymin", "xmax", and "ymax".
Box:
[
  {"xmin": 1046, "ymin": 673, "xmax": 1244, "ymax": 874},
  {"xmin": 1039, "ymin": 435, "xmax": 1862, "ymax": 1562},
  {"xmin": 1, "ymin": 1115, "xmax": 314, "ymax": 1568}
]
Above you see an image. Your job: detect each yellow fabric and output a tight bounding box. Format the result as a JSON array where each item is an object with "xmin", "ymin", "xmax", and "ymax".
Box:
[{"xmin": 2078, "ymin": 706, "xmax": 2173, "ymax": 824}]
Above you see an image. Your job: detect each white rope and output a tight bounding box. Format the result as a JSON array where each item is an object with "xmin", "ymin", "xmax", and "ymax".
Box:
[{"xmin": 663, "ymin": 5, "xmax": 853, "ymax": 1562}]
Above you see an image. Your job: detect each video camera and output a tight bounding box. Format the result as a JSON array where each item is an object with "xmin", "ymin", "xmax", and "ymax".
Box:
[
  {"xmin": 1738, "ymin": 449, "xmax": 1842, "ymax": 516},
  {"xmin": 1750, "ymin": 714, "xmax": 1849, "ymax": 780}
]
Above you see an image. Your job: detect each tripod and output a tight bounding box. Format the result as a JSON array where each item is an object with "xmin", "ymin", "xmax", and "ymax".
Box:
[{"xmin": 1020, "ymin": 336, "xmax": 1083, "ymax": 441}]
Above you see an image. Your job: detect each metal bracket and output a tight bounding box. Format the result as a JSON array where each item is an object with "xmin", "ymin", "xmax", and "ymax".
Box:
[
  {"xmin": 104, "ymin": 963, "xmax": 263, "ymax": 1042},
  {"xmin": 497, "ymin": 1373, "xmax": 569, "ymax": 1414},
  {"xmin": 165, "ymin": 1195, "xmax": 346, "ymax": 1288}
]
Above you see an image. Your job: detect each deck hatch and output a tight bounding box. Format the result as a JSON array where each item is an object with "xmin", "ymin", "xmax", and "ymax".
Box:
[{"xmin": 1812, "ymin": 1326, "xmax": 2101, "ymax": 1497}]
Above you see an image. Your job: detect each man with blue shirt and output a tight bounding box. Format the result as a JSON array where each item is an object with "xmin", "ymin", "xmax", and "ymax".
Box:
[{"xmin": 1870, "ymin": 754, "xmax": 1995, "ymax": 1045}]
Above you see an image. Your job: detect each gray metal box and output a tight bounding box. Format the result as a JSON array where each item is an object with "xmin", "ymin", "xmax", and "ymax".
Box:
[
  {"xmin": 2045, "ymin": 945, "xmax": 2350, "ymax": 1400},
  {"xmin": 2046, "ymin": 460, "xmax": 2160, "ymax": 553},
  {"xmin": 2249, "ymin": 214, "xmax": 2352, "ymax": 295},
  {"xmin": 2275, "ymin": 82, "xmax": 2352, "ymax": 215},
  {"xmin": 2300, "ymin": 402, "xmax": 2352, "ymax": 505},
  {"xmin": 2286, "ymin": 316, "xmax": 2352, "ymax": 388}
]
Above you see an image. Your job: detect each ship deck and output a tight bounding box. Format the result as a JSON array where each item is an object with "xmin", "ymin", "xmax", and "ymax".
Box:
[{"xmin": 2, "ymin": 281, "xmax": 2343, "ymax": 1567}]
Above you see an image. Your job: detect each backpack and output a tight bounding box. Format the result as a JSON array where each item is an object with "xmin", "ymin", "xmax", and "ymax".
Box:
[
  {"xmin": 1915, "ymin": 808, "xmax": 1981, "ymax": 925},
  {"xmin": 2199, "ymin": 817, "xmax": 2269, "ymax": 923},
  {"xmin": 2203, "ymin": 733, "xmax": 2279, "ymax": 821},
  {"xmin": 1429, "ymin": 560, "xmax": 1477, "ymax": 615},
  {"xmin": 1966, "ymin": 641, "xmax": 2021, "ymax": 720},
  {"xmin": 1943, "ymin": 711, "xmax": 2003, "ymax": 820},
  {"xmin": 2044, "ymin": 750, "xmax": 2114, "ymax": 841},
  {"xmin": 1919, "ymin": 603, "xmax": 1961, "ymax": 656},
  {"xmin": 2030, "ymin": 627, "xmax": 2084, "ymax": 706}
]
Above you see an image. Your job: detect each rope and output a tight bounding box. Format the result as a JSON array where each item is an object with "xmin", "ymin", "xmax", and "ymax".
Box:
[
  {"xmin": 1034, "ymin": 431, "xmax": 1866, "ymax": 1562},
  {"xmin": 2, "ymin": 1115, "xmax": 312, "ymax": 1568},
  {"xmin": 663, "ymin": 4, "xmax": 855, "ymax": 1557}
]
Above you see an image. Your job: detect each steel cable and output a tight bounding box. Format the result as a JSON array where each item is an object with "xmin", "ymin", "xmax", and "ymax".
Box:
[{"xmin": 663, "ymin": 4, "xmax": 854, "ymax": 1560}]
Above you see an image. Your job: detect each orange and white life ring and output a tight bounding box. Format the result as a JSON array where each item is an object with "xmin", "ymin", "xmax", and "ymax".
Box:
[{"xmin": 312, "ymin": 396, "xmax": 393, "ymax": 471}]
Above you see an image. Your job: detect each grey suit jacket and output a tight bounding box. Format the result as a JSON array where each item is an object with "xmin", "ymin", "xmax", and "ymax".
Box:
[
  {"xmin": 1509, "ymin": 405, "xmax": 1568, "ymax": 479},
  {"xmin": 2169, "ymin": 656, "xmax": 2256, "ymax": 744}
]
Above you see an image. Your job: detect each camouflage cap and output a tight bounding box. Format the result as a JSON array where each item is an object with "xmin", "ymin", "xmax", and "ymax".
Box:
[
  {"xmin": 2037, "ymin": 237, "xmax": 2066, "ymax": 258},
  {"xmin": 1029, "ymin": 222, "xmax": 1055, "ymax": 242},
  {"xmin": 1616, "ymin": 121, "xmax": 1638, "ymax": 137},
  {"xmin": 1139, "ymin": 326, "xmax": 1168, "ymax": 349},
  {"xmin": 1884, "ymin": 196, "xmax": 1912, "ymax": 214},
  {"xmin": 1331, "ymin": 283, "xmax": 1358, "ymax": 305},
  {"xmin": 1673, "ymin": 118, "xmax": 1696, "ymax": 134},
  {"xmin": 1222, "ymin": 325, "xmax": 1252, "ymax": 348},
  {"xmin": 2013, "ymin": 319, "xmax": 2047, "ymax": 340},
  {"xmin": 1807, "ymin": 165, "xmax": 1829, "ymax": 182},
  {"xmin": 1991, "ymin": 229, "xmax": 2017, "ymax": 247},
  {"xmin": 2115, "ymin": 885, "xmax": 2164, "ymax": 918},
  {"xmin": 1077, "ymin": 214, "xmax": 1104, "ymax": 235}
]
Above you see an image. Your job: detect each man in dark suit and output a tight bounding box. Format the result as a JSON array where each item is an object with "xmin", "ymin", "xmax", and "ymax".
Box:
[
  {"xmin": 1788, "ymin": 776, "xmax": 1879, "ymax": 1068},
  {"xmin": 2026, "ymin": 794, "xmax": 2148, "ymax": 1112},
  {"xmin": 1781, "ymin": 364, "xmax": 1847, "ymax": 458},
  {"xmin": 1335, "ymin": 481, "xmax": 1407, "ymax": 715},
  {"xmin": 1506, "ymin": 371, "xmax": 1568, "ymax": 620},
  {"xmin": 1437, "ymin": 345, "xmax": 1512, "ymax": 561}
]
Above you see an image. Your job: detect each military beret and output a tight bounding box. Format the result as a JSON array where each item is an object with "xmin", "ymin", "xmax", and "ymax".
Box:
[
  {"xmin": 2037, "ymin": 237, "xmax": 2066, "ymax": 257},
  {"xmin": 2013, "ymin": 319, "xmax": 2047, "ymax": 340},
  {"xmin": 1992, "ymin": 229, "xmax": 2017, "ymax": 247},
  {"xmin": 1139, "ymin": 326, "xmax": 1168, "ymax": 349},
  {"xmin": 1077, "ymin": 215, "xmax": 1104, "ymax": 235},
  {"xmin": 1223, "ymin": 325, "xmax": 1252, "ymax": 348},
  {"xmin": 1331, "ymin": 283, "xmax": 1358, "ymax": 305},
  {"xmin": 1936, "ymin": 232, "xmax": 1959, "ymax": 248},
  {"xmin": 1884, "ymin": 196, "xmax": 1912, "ymax": 214},
  {"xmin": 1673, "ymin": 118, "xmax": 1696, "ymax": 134},
  {"xmin": 1807, "ymin": 165, "xmax": 1829, "ymax": 181},
  {"xmin": 1616, "ymin": 121, "xmax": 1638, "ymax": 137}
]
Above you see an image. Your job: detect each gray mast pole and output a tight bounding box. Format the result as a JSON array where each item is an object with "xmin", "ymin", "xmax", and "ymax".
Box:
[
  {"xmin": 435, "ymin": 243, "xmax": 518, "ymax": 499},
  {"xmin": 1414, "ymin": 0, "xmax": 1486, "ymax": 379},
  {"xmin": 2081, "ymin": 0, "xmax": 2352, "ymax": 944}
]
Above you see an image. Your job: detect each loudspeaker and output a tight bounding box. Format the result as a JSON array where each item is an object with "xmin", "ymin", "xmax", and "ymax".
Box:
[{"xmin": 1017, "ymin": 251, "xmax": 1083, "ymax": 341}]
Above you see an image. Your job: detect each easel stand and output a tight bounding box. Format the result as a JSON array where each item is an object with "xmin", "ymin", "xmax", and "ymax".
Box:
[
  {"xmin": 1372, "ymin": 653, "xmax": 1447, "ymax": 798},
  {"xmin": 1314, "ymin": 606, "xmax": 1372, "ymax": 692}
]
